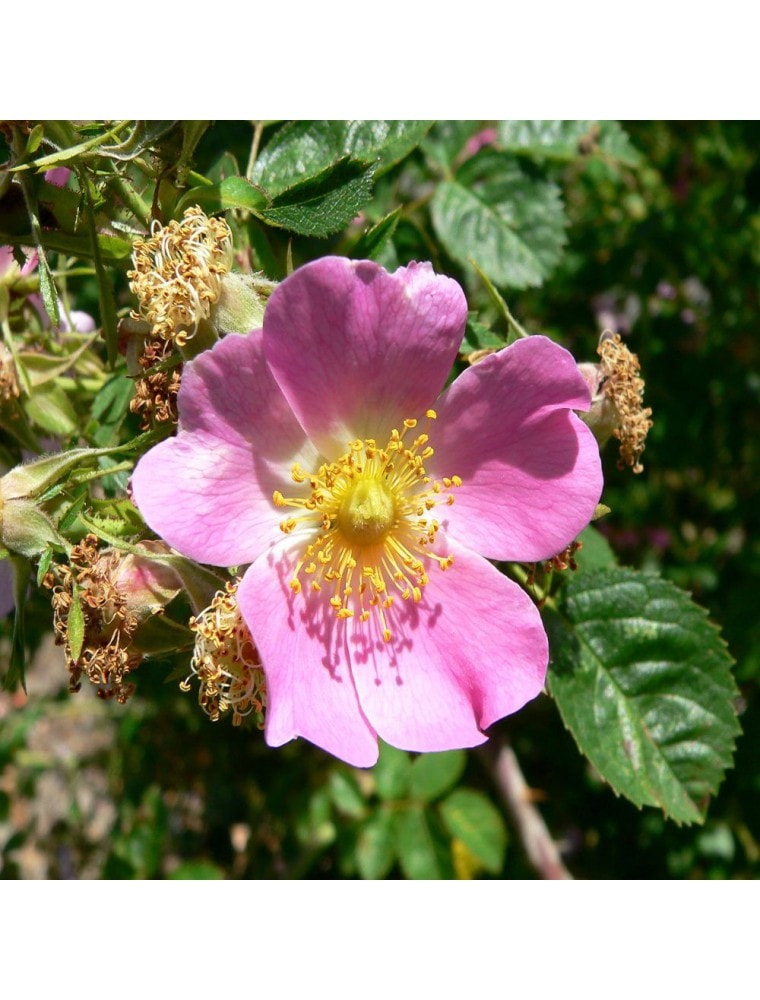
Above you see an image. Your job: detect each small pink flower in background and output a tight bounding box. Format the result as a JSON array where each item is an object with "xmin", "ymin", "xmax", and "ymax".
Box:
[
  {"xmin": 465, "ymin": 127, "xmax": 498, "ymax": 157},
  {"xmin": 132, "ymin": 258, "xmax": 602, "ymax": 766}
]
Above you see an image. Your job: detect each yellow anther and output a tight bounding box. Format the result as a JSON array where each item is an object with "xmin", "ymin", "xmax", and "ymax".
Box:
[
  {"xmin": 290, "ymin": 579, "xmax": 302, "ymax": 594},
  {"xmin": 273, "ymin": 412, "xmax": 463, "ymax": 638},
  {"xmin": 451, "ymin": 475, "xmax": 462, "ymax": 487}
]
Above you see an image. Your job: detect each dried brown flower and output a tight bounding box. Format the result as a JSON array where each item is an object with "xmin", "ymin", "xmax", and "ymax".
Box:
[
  {"xmin": 128, "ymin": 206, "xmax": 233, "ymax": 346},
  {"xmin": 182, "ymin": 581, "xmax": 266, "ymax": 727}
]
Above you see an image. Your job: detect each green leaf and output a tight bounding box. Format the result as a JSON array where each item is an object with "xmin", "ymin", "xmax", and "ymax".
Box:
[
  {"xmin": 574, "ymin": 524, "xmax": 618, "ymax": 572},
  {"xmin": 0, "ymin": 229, "xmax": 132, "ymax": 262},
  {"xmin": 327, "ymin": 769, "xmax": 367, "ymax": 819},
  {"xmin": 396, "ymin": 803, "xmax": 448, "ymax": 879},
  {"xmin": 422, "ymin": 121, "xmax": 488, "ymax": 170},
  {"xmin": 253, "ymin": 120, "xmax": 432, "ymax": 196},
  {"xmin": 439, "ymin": 788, "xmax": 507, "ymax": 873},
  {"xmin": 350, "ymin": 207, "xmax": 402, "ymax": 261},
  {"xmin": 67, "ymin": 582, "xmax": 86, "ymax": 665},
  {"xmin": 497, "ymin": 120, "xmax": 640, "ymax": 166},
  {"xmin": 24, "ymin": 381, "xmax": 78, "ymax": 435},
  {"xmin": 177, "ymin": 174, "xmax": 268, "ymax": 217},
  {"xmin": 259, "ymin": 157, "xmax": 377, "ymax": 238},
  {"xmin": 547, "ymin": 568, "xmax": 741, "ymax": 824},
  {"xmin": 356, "ymin": 808, "xmax": 397, "ymax": 880},
  {"xmin": 431, "ymin": 156, "xmax": 568, "ymax": 289},
  {"xmin": 498, "ymin": 120, "xmax": 600, "ymax": 161},
  {"xmin": 596, "ymin": 122, "xmax": 642, "ymax": 166},
  {"xmin": 373, "ymin": 742, "xmax": 412, "ymax": 801},
  {"xmin": 89, "ymin": 369, "xmax": 134, "ymax": 445},
  {"xmin": 410, "ymin": 750, "xmax": 466, "ymax": 803},
  {"xmin": 19, "ymin": 334, "xmax": 99, "ymax": 388}
]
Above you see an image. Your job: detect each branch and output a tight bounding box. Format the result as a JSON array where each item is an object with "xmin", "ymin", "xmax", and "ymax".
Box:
[{"xmin": 484, "ymin": 740, "xmax": 573, "ymax": 880}]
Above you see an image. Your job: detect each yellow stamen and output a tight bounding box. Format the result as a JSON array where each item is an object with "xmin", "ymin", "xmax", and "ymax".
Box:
[{"xmin": 273, "ymin": 412, "xmax": 461, "ymax": 641}]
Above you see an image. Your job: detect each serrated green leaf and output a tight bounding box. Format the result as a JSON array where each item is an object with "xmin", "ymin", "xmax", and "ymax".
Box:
[
  {"xmin": 356, "ymin": 808, "xmax": 397, "ymax": 880},
  {"xmin": 328, "ymin": 769, "xmax": 367, "ymax": 819},
  {"xmin": 547, "ymin": 568, "xmax": 740, "ymax": 824},
  {"xmin": 497, "ymin": 120, "xmax": 641, "ymax": 167},
  {"xmin": 439, "ymin": 788, "xmax": 507, "ymax": 874},
  {"xmin": 259, "ymin": 158, "xmax": 376, "ymax": 238},
  {"xmin": 254, "ymin": 120, "xmax": 432, "ymax": 196},
  {"xmin": 396, "ymin": 803, "xmax": 447, "ymax": 879},
  {"xmin": 410, "ymin": 750, "xmax": 466, "ymax": 803},
  {"xmin": 431, "ymin": 157, "xmax": 567, "ymax": 289},
  {"xmin": 498, "ymin": 120, "xmax": 599, "ymax": 161},
  {"xmin": 374, "ymin": 742, "xmax": 412, "ymax": 801},
  {"xmin": 596, "ymin": 122, "xmax": 642, "ymax": 166}
]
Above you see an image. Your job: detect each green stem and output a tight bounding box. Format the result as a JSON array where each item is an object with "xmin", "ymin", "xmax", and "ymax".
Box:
[{"xmin": 105, "ymin": 166, "xmax": 152, "ymax": 229}]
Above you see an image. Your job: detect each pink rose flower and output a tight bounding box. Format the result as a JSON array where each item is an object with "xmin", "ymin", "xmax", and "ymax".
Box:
[{"xmin": 132, "ymin": 258, "xmax": 602, "ymax": 766}]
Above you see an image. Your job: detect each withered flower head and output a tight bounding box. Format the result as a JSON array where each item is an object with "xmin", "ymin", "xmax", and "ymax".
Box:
[
  {"xmin": 129, "ymin": 336, "xmax": 182, "ymax": 431},
  {"xmin": 44, "ymin": 534, "xmax": 180, "ymax": 702},
  {"xmin": 183, "ymin": 581, "xmax": 266, "ymax": 728},
  {"xmin": 580, "ymin": 332, "xmax": 653, "ymax": 474},
  {"xmin": 128, "ymin": 206, "xmax": 233, "ymax": 346}
]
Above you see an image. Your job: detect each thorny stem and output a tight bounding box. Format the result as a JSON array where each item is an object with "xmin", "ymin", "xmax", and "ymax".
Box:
[{"xmin": 481, "ymin": 738, "xmax": 573, "ymax": 880}]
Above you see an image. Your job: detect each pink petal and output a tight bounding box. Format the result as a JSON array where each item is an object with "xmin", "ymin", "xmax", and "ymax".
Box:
[
  {"xmin": 263, "ymin": 257, "xmax": 467, "ymax": 458},
  {"xmin": 429, "ymin": 336, "xmax": 603, "ymax": 561},
  {"xmin": 238, "ymin": 540, "xmax": 379, "ymax": 767},
  {"xmin": 349, "ymin": 536, "xmax": 547, "ymax": 752},
  {"xmin": 131, "ymin": 331, "xmax": 318, "ymax": 567}
]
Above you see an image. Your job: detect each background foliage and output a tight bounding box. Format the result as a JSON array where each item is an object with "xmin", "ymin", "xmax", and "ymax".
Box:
[{"xmin": 1, "ymin": 120, "xmax": 757, "ymax": 879}]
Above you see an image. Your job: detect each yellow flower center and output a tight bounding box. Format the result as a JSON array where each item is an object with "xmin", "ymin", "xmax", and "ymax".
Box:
[{"xmin": 273, "ymin": 410, "xmax": 461, "ymax": 642}]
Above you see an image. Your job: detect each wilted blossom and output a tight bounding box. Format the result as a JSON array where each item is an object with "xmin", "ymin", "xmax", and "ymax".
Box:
[{"xmin": 132, "ymin": 257, "xmax": 602, "ymax": 766}]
